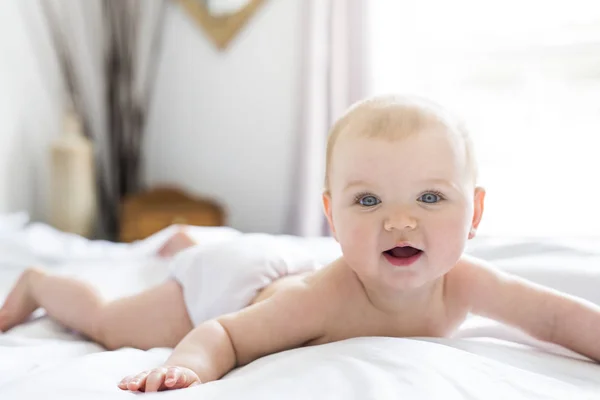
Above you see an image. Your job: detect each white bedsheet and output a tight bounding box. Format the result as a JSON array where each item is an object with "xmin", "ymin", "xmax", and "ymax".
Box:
[{"xmin": 0, "ymin": 219, "xmax": 599, "ymax": 399}]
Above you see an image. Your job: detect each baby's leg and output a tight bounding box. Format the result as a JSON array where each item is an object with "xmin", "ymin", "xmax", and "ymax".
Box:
[
  {"xmin": 0, "ymin": 268, "xmax": 193, "ymax": 350},
  {"xmin": 157, "ymin": 229, "xmax": 197, "ymax": 258}
]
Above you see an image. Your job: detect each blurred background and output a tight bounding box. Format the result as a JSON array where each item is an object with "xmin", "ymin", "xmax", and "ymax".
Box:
[{"xmin": 0, "ymin": 0, "xmax": 599, "ymax": 242}]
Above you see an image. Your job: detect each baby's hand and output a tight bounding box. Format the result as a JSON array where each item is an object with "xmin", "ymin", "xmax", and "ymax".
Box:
[{"xmin": 118, "ymin": 366, "xmax": 201, "ymax": 392}]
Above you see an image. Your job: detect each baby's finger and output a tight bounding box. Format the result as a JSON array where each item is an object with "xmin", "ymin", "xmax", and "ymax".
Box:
[
  {"xmin": 117, "ymin": 375, "xmax": 134, "ymax": 390},
  {"xmin": 164, "ymin": 367, "xmax": 182, "ymax": 388},
  {"xmin": 182, "ymin": 369, "xmax": 201, "ymax": 388},
  {"xmin": 144, "ymin": 369, "xmax": 167, "ymax": 393},
  {"xmin": 126, "ymin": 371, "xmax": 150, "ymax": 392}
]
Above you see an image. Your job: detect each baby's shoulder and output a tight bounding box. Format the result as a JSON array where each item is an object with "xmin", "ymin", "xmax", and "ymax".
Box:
[
  {"xmin": 444, "ymin": 254, "xmax": 502, "ymax": 310},
  {"xmin": 303, "ymin": 258, "xmax": 364, "ymax": 305},
  {"xmin": 445, "ymin": 255, "xmax": 476, "ymax": 296}
]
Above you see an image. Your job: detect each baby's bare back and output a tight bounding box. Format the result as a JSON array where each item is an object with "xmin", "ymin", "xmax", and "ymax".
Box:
[{"xmin": 249, "ymin": 258, "xmax": 470, "ymax": 347}]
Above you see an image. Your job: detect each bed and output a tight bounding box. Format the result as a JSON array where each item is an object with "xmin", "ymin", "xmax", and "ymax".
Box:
[{"xmin": 0, "ymin": 215, "xmax": 599, "ymax": 399}]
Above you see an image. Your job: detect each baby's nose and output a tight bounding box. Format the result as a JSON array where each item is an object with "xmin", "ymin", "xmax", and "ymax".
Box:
[{"xmin": 383, "ymin": 209, "xmax": 417, "ymax": 232}]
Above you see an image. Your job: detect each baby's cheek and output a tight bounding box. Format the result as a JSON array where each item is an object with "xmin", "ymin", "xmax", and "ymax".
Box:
[
  {"xmin": 339, "ymin": 219, "xmax": 374, "ymax": 258},
  {"xmin": 439, "ymin": 209, "xmax": 471, "ymax": 236},
  {"xmin": 336, "ymin": 210, "xmax": 361, "ymax": 237},
  {"xmin": 431, "ymin": 217, "xmax": 469, "ymax": 259}
]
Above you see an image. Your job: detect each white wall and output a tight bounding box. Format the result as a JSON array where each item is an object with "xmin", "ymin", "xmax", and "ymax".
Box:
[
  {"xmin": 144, "ymin": 0, "xmax": 303, "ymax": 234},
  {"xmin": 0, "ymin": 0, "xmax": 302, "ymax": 235}
]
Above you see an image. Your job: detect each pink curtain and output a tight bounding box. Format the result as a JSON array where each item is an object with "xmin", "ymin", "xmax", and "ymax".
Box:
[{"xmin": 285, "ymin": 0, "xmax": 370, "ymax": 236}]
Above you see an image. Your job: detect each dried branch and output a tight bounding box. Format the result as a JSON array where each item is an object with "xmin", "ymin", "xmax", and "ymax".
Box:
[{"xmin": 43, "ymin": 0, "xmax": 167, "ymax": 239}]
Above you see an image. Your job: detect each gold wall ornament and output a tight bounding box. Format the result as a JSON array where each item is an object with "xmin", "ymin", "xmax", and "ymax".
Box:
[{"xmin": 176, "ymin": 0, "xmax": 266, "ymax": 50}]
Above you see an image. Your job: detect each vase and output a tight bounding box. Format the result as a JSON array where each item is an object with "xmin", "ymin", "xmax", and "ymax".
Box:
[{"xmin": 50, "ymin": 108, "xmax": 97, "ymax": 237}]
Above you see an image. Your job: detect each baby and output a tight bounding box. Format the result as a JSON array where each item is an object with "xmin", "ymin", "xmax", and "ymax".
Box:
[{"xmin": 1, "ymin": 95, "xmax": 599, "ymax": 393}]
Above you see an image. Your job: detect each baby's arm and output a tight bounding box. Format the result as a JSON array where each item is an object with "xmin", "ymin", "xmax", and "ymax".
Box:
[
  {"xmin": 454, "ymin": 255, "xmax": 600, "ymax": 362},
  {"xmin": 122, "ymin": 282, "xmax": 325, "ymax": 391},
  {"xmin": 172, "ymin": 283, "xmax": 325, "ymax": 376}
]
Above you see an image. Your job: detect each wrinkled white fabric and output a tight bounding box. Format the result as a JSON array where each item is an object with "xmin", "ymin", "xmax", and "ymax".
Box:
[{"xmin": 1, "ymin": 220, "xmax": 600, "ymax": 399}]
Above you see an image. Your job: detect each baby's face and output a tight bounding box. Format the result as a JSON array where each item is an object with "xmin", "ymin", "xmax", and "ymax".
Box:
[{"xmin": 324, "ymin": 128, "xmax": 484, "ymax": 292}]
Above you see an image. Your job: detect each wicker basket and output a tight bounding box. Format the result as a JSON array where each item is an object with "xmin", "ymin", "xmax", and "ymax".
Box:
[{"xmin": 120, "ymin": 187, "xmax": 225, "ymax": 242}]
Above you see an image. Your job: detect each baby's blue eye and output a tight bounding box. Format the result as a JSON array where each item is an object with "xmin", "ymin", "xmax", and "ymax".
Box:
[
  {"xmin": 419, "ymin": 192, "xmax": 442, "ymax": 204},
  {"xmin": 358, "ymin": 195, "xmax": 381, "ymax": 207}
]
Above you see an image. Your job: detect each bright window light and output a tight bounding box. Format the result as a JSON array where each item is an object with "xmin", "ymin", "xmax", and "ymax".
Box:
[{"xmin": 368, "ymin": 1, "xmax": 600, "ymax": 237}]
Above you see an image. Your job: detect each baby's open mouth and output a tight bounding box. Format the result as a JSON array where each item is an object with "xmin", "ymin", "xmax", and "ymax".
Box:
[
  {"xmin": 383, "ymin": 246, "xmax": 423, "ymax": 267},
  {"xmin": 384, "ymin": 246, "xmax": 422, "ymax": 259}
]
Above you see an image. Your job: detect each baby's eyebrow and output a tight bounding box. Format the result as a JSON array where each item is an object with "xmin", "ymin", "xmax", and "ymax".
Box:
[
  {"xmin": 342, "ymin": 178, "xmax": 460, "ymax": 193},
  {"xmin": 343, "ymin": 180, "xmax": 370, "ymax": 191},
  {"xmin": 421, "ymin": 178, "xmax": 460, "ymax": 191}
]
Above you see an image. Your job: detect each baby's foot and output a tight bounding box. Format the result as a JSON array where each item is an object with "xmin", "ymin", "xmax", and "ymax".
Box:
[
  {"xmin": 157, "ymin": 230, "xmax": 197, "ymax": 258},
  {"xmin": 0, "ymin": 268, "xmax": 44, "ymax": 332}
]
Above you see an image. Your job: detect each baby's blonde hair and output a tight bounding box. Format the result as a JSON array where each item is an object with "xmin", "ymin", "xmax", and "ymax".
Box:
[{"xmin": 324, "ymin": 95, "xmax": 477, "ymax": 192}]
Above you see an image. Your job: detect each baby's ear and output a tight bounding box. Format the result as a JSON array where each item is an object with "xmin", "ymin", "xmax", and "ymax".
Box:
[
  {"xmin": 469, "ymin": 187, "xmax": 486, "ymax": 239},
  {"xmin": 322, "ymin": 192, "xmax": 337, "ymax": 240}
]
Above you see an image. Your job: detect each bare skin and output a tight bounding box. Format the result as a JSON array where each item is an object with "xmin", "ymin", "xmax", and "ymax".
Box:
[
  {"xmin": 119, "ymin": 253, "xmax": 600, "ymax": 393},
  {"xmin": 0, "ymin": 269, "xmax": 41, "ymax": 332},
  {"xmin": 117, "ymin": 255, "xmax": 467, "ymax": 392},
  {"xmin": 2, "ymin": 237, "xmax": 599, "ymax": 393},
  {"xmin": 116, "ymin": 94, "xmax": 600, "ymax": 392},
  {"xmin": 0, "ymin": 231, "xmax": 199, "ymax": 348},
  {"xmin": 0, "ymin": 250, "xmax": 463, "ymax": 393},
  {"xmin": 4, "ymin": 97, "xmax": 600, "ymax": 394},
  {"xmin": 157, "ymin": 229, "xmax": 197, "ymax": 258},
  {"xmin": 0, "ymin": 269, "xmax": 194, "ymax": 350}
]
